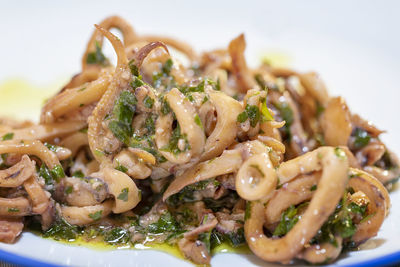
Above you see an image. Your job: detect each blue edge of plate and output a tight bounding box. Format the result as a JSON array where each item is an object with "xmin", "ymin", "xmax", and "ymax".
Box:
[{"xmin": 0, "ymin": 248, "xmax": 399, "ymax": 267}]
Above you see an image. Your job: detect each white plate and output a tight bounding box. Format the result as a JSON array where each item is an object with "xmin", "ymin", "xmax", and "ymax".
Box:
[{"xmin": 0, "ymin": 0, "xmax": 399, "ymax": 266}]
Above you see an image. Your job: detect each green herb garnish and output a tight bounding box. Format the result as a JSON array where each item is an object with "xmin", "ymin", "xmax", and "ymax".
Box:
[
  {"xmin": 86, "ymin": 41, "xmax": 108, "ymax": 66},
  {"xmin": 160, "ymin": 123, "xmax": 190, "ymax": 155},
  {"xmin": 245, "ymin": 202, "xmax": 252, "ymax": 220},
  {"xmin": 39, "ymin": 164, "xmax": 53, "ymax": 185},
  {"xmin": 310, "ymin": 184, "xmax": 317, "ymax": 191},
  {"xmin": 143, "ymin": 96, "xmax": 154, "ymax": 109},
  {"xmin": 117, "ymin": 188, "xmax": 129, "ymax": 202},
  {"xmin": 104, "ymin": 227, "xmax": 130, "ymax": 244},
  {"xmin": 113, "ymin": 90, "xmax": 136, "ymax": 125},
  {"xmin": 273, "ymin": 205, "xmax": 301, "ymax": 236},
  {"xmin": 147, "ymin": 211, "xmax": 182, "ymax": 234},
  {"xmin": 115, "ymin": 164, "xmax": 128, "ymax": 173},
  {"xmin": 43, "ymin": 218, "xmax": 82, "ymax": 241},
  {"xmin": 261, "ymin": 99, "xmax": 273, "ymax": 121},
  {"xmin": 246, "ymin": 105, "xmax": 261, "ymax": 127},
  {"xmin": 8, "ymin": 208, "xmax": 19, "ymax": 212},
  {"xmin": 237, "ymin": 111, "xmax": 248, "ymax": 123},
  {"xmin": 194, "ymin": 114, "xmax": 203, "ymax": 130},
  {"xmin": 72, "ymin": 170, "xmax": 85, "ymax": 178},
  {"xmin": 353, "ymin": 128, "xmax": 371, "ymax": 149},
  {"xmin": 334, "ymin": 147, "xmax": 347, "ymax": 159},
  {"xmin": 50, "ymin": 165, "xmax": 65, "ymax": 181},
  {"xmin": 89, "ymin": 210, "xmax": 102, "ymax": 221},
  {"xmin": 65, "ymin": 186, "xmax": 73, "ymax": 195},
  {"xmin": 160, "ymin": 97, "xmax": 171, "ymax": 115},
  {"xmin": 108, "ymin": 120, "xmax": 131, "ymax": 145},
  {"xmin": 2, "ymin": 132, "xmax": 14, "ymax": 141}
]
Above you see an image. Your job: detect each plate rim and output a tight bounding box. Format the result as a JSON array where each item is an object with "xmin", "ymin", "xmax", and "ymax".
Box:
[{"xmin": 0, "ymin": 245, "xmax": 399, "ymax": 267}]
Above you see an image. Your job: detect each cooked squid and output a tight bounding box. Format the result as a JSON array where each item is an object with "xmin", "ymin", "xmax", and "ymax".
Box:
[{"xmin": 0, "ymin": 15, "xmax": 396, "ymax": 266}]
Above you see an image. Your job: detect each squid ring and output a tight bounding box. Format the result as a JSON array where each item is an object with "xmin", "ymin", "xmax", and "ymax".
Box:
[{"xmin": 244, "ymin": 146, "xmax": 349, "ymax": 263}]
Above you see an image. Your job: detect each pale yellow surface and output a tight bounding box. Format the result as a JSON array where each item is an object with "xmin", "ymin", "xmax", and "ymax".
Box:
[
  {"xmin": 0, "ymin": 78, "xmax": 65, "ymax": 122},
  {"xmin": 260, "ymin": 50, "xmax": 291, "ymax": 68}
]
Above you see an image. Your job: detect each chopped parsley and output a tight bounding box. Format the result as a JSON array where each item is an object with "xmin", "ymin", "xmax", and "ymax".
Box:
[
  {"xmin": 162, "ymin": 58, "xmax": 173, "ymax": 75},
  {"xmin": 131, "ymin": 75, "xmax": 145, "ymax": 89},
  {"xmin": 50, "ymin": 165, "xmax": 65, "ymax": 181},
  {"xmin": 147, "ymin": 211, "xmax": 182, "ymax": 235},
  {"xmin": 108, "ymin": 90, "xmax": 137, "ymax": 145},
  {"xmin": 43, "ymin": 218, "xmax": 82, "ymax": 241},
  {"xmin": 246, "ymin": 105, "xmax": 261, "ymax": 127},
  {"xmin": 153, "ymin": 59, "xmax": 176, "ymax": 89},
  {"xmin": 108, "ymin": 120, "xmax": 131, "ymax": 145},
  {"xmin": 143, "ymin": 96, "xmax": 154, "ymax": 109},
  {"xmin": 72, "ymin": 170, "xmax": 85, "ymax": 178},
  {"xmin": 94, "ymin": 149, "xmax": 104, "ymax": 158},
  {"xmin": 237, "ymin": 111, "xmax": 248, "ymax": 123},
  {"xmin": 206, "ymin": 78, "xmax": 221, "ymax": 91},
  {"xmin": 334, "ymin": 147, "xmax": 347, "ymax": 159},
  {"xmin": 104, "ymin": 227, "xmax": 130, "ymax": 245},
  {"xmin": 113, "ymin": 90, "xmax": 137, "ymax": 125},
  {"xmin": 353, "ymin": 128, "xmax": 371, "ymax": 149},
  {"xmin": 316, "ymin": 101, "xmax": 325, "ymax": 117},
  {"xmin": 245, "ymin": 201, "xmax": 252, "ymax": 220},
  {"xmin": 44, "ymin": 143, "xmax": 63, "ymax": 153},
  {"xmin": 79, "ymin": 127, "xmax": 88, "ymax": 134},
  {"xmin": 194, "ymin": 114, "xmax": 203, "ymax": 130},
  {"xmin": 274, "ymin": 101, "xmax": 294, "ymax": 137},
  {"xmin": 65, "ymin": 186, "xmax": 73, "ymax": 195},
  {"xmin": 236, "ymin": 104, "xmax": 261, "ymax": 127},
  {"xmin": 160, "ymin": 123, "xmax": 190, "ymax": 155},
  {"xmin": 39, "ymin": 164, "xmax": 53, "ymax": 185},
  {"xmin": 39, "ymin": 164, "xmax": 64, "ymax": 184},
  {"xmin": 115, "ymin": 164, "xmax": 128, "ymax": 173},
  {"xmin": 273, "ymin": 204, "xmax": 303, "ymax": 236},
  {"xmin": 261, "ymin": 98, "xmax": 273, "ymax": 121},
  {"xmin": 200, "ymin": 228, "xmax": 245, "ymax": 253},
  {"xmin": 86, "ymin": 41, "xmax": 108, "ymax": 66},
  {"xmin": 160, "ymin": 97, "xmax": 171, "ymax": 115},
  {"xmin": 129, "ymin": 59, "xmax": 139, "ymax": 76},
  {"xmin": 312, "ymin": 190, "xmax": 369, "ymax": 246},
  {"xmin": 167, "ymin": 179, "xmax": 221, "ymax": 207},
  {"xmin": 2, "ymin": 132, "xmax": 14, "ymax": 141},
  {"xmin": 254, "ymin": 74, "xmax": 268, "ymax": 91},
  {"xmin": 143, "ymin": 114, "xmax": 156, "ymax": 135},
  {"xmin": 117, "ymin": 188, "xmax": 129, "ymax": 202},
  {"xmin": 8, "ymin": 207, "xmax": 19, "ymax": 212},
  {"xmin": 88, "ymin": 210, "xmax": 103, "ymax": 221},
  {"xmin": 310, "ymin": 184, "xmax": 317, "ymax": 191},
  {"xmin": 179, "ymin": 80, "xmax": 205, "ymax": 95}
]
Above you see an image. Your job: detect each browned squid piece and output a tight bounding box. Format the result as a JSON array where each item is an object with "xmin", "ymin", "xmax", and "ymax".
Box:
[
  {"xmin": 0, "ymin": 155, "xmax": 35, "ymax": 187},
  {"xmin": 87, "ymin": 25, "xmax": 134, "ymax": 162},
  {"xmin": 0, "ymin": 217, "xmax": 24, "ymax": 243},
  {"xmin": 87, "ymin": 25, "xmax": 169, "ymax": 163},
  {"xmin": 268, "ymin": 89, "xmax": 314, "ymax": 159},
  {"xmin": 248, "ymin": 149, "xmax": 389, "ymax": 264},
  {"xmin": 82, "ymin": 25, "xmax": 166, "ymax": 221},
  {"xmin": 320, "ymin": 96, "xmax": 353, "ymax": 146},
  {"xmin": 349, "ymin": 114, "xmax": 399, "ymax": 185},
  {"xmin": 245, "ymin": 147, "xmax": 349, "ymax": 263},
  {"xmin": 0, "ymin": 140, "xmax": 64, "ymax": 229},
  {"xmin": 138, "ymin": 34, "xmax": 198, "ymax": 62},
  {"xmin": 228, "ymin": 34, "xmax": 256, "ymax": 93},
  {"xmin": 0, "ymin": 154, "xmax": 52, "ymax": 226},
  {"xmin": 64, "ymin": 16, "xmax": 137, "ymax": 90}
]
